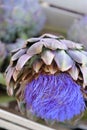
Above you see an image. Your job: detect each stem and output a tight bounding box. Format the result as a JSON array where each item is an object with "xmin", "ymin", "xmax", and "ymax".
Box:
[{"xmin": 0, "ymin": 73, "xmax": 6, "ymax": 86}]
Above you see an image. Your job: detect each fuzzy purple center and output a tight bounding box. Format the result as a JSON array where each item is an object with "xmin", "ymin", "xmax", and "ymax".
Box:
[{"xmin": 24, "ymin": 73, "xmax": 85, "ymax": 121}]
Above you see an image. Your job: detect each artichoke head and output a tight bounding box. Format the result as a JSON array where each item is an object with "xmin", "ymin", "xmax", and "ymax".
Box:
[
  {"xmin": 5, "ymin": 33, "xmax": 87, "ymax": 100},
  {"xmin": 5, "ymin": 34, "xmax": 87, "ymax": 122}
]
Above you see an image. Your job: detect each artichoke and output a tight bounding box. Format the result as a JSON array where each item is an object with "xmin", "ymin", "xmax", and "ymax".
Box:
[
  {"xmin": 5, "ymin": 34, "xmax": 87, "ymax": 122},
  {"xmin": 0, "ymin": 0, "xmax": 45, "ymax": 43},
  {"xmin": 67, "ymin": 16, "xmax": 87, "ymax": 49}
]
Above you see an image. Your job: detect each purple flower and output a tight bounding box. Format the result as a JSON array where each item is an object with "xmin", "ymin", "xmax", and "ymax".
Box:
[{"xmin": 24, "ymin": 73, "xmax": 85, "ymax": 121}]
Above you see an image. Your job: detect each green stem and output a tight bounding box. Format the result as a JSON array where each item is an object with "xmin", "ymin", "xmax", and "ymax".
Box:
[{"xmin": 0, "ymin": 73, "xmax": 6, "ymax": 86}]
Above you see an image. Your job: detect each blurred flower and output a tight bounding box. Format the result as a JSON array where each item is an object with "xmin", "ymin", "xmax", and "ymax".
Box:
[
  {"xmin": 6, "ymin": 39, "xmax": 25, "ymax": 52},
  {"xmin": 5, "ymin": 34, "xmax": 87, "ymax": 122},
  {"xmin": 0, "ymin": 0, "xmax": 46, "ymax": 43},
  {"xmin": 67, "ymin": 16, "xmax": 87, "ymax": 49}
]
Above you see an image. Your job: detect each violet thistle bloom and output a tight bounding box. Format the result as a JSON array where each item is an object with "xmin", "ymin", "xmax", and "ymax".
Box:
[
  {"xmin": 25, "ymin": 74, "xmax": 85, "ymax": 121},
  {"xmin": 5, "ymin": 34, "xmax": 87, "ymax": 122},
  {"xmin": 67, "ymin": 16, "xmax": 87, "ymax": 49},
  {"xmin": 0, "ymin": 0, "xmax": 46, "ymax": 43}
]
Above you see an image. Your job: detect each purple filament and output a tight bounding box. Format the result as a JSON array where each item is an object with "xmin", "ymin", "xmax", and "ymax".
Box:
[{"xmin": 24, "ymin": 73, "xmax": 85, "ymax": 121}]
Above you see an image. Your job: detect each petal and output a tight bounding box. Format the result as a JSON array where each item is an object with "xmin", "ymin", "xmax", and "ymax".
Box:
[
  {"xmin": 48, "ymin": 64, "xmax": 58, "ymax": 74},
  {"xmin": 15, "ymin": 84, "xmax": 26, "ymax": 100},
  {"xmin": 60, "ymin": 40, "xmax": 83, "ymax": 49},
  {"xmin": 41, "ymin": 38, "xmax": 67, "ymax": 50},
  {"xmin": 45, "ymin": 63, "xmax": 58, "ymax": 74},
  {"xmin": 25, "ymin": 38, "xmax": 41, "ymax": 47},
  {"xmin": 33, "ymin": 59, "xmax": 43, "ymax": 73},
  {"xmin": 41, "ymin": 50, "xmax": 54, "ymax": 65},
  {"xmin": 81, "ymin": 50, "xmax": 87, "ymax": 56},
  {"xmin": 27, "ymin": 37, "xmax": 41, "ymax": 43},
  {"xmin": 15, "ymin": 85, "xmax": 23, "ymax": 98},
  {"xmin": 54, "ymin": 50, "xmax": 74, "ymax": 71},
  {"xmin": 43, "ymin": 65, "xmax": 50, "ymax": 73},
  {"xmin": 7, "ymin": 81, "xmax": 14, "ymax": 96},
  {"xmin": 5, "ymin": 65, "xmax": 11, "ymax": 73},
  {"xmin": 68, "ymin": 63, "xmax": 79, "ymax": 80},
  {"xmin": 27, "ymin": 42, "xmax": 43, "ymax": 56},
  {"xmin": 80, "ymin": 66, "xmax": 87, "ymax": 88},
  {"xmin": 21, "ymin": 70, "xmax": 32, "ymax": 81},
  {"xmin": 11, "ymin": 49, "xmax": 26, "ymax": 61},
  {"xmin": 5, "ymin": 67, "xmax": 15, "ymax": 86},
  {"xmin": 13, "ymin": 69, "xmax": 20, "ymax": 81},
  {"xmin": 75, "ymin": 43, "xmax": 83, "ymax": 49},
  {"xmin": 67, "ymin": 50, "xmax": 87, "ymax": 65},
  {"xmin": 16, "ymin": 54, "xmax": 32, "ymax": 70},
  {"xmin": 11, "ymin": 48, "xmax": 21, "ymax": 55}
]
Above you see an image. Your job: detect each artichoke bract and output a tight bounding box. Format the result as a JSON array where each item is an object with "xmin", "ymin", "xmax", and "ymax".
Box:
[
  {"xmin": 0, "ymin": 0, "xmax": 45, "ymax": 43},
  {"xmin": 5, "ymin": 34, "xmax": 87, "ymax": 122},
  {"xmin": 67, "ymin": 16, "xmax": 87, "ymax": 49}
]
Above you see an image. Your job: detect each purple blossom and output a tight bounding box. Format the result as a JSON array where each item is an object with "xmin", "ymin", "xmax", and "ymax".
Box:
[{"xmin": 24, "ymin": 73, "xmax": 85, "ymax": 121}]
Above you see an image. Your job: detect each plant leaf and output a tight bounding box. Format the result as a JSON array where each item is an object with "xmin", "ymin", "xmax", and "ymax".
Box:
[
  {"xmin": 41, "ymin": 38, "xmax": 67, "ymax": 50},
  {"xmin": 13, "ymin": 69, "xmax": 20, "ymax": 81},
  {"xmin": 67, "ymin": 50, "xmax": 87, "ymax": 65},
  {"xmin": 41, "ymin": 50, "xmax": 54, "ymax": 65},
  {"xmin": 60, "ymin": 39, "xmax": 83, "ymax": 49},
  {"xmin": 16, "ymin": 54, "xmax": 31, "ymax": 70},
  {"xmin": 11, "ymin": 49, "xmax": 26, "ymax": 61},
  {"xmin": 7, "ymin": 81, "xmax": 14, "ymax": 96},
  {"xmin": 81, "ymin": 50, "xmax": 87, "ymax": 56},
  {"xmin": 33, "ymin": 59, "xmax": 43, "ymax": 73},
  {"xmin": 11, "ymin": 48, "xmax": 21, "ymax": 55},
  {"xmin": 27, "ymin": 37, "xmax": 41, "ymax": 43},
  {"xmin": 27, "ymin": 42, "xmax": 43, "ymax": 56},
  {"xmin": 54, "ymin": 50, "xmax": 73, "ymax": 71},
  {"xmin": 80, "ymin": 66, "xmax": 87, "ymax": 88},
  {"xmin": 49, "ymin": 62, "xmax": 59, "ymax": 74},
  {"xmin": 5, "ymin": 67, "xmax": 14, "ymax": 86},
  {"xmin": 68, "ymin": 63, "xmax": 79, "ymax": 80}
]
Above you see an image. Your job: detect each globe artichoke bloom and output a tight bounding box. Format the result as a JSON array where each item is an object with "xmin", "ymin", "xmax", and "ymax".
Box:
[
  {"xmin": 5, "ymin": 34, "xmax": 87, "ymax": 122},
  {"xmin": 67, "ymin": 16, "xmax": 87, "ymax": 49},
  {"xmin": 0, "ymin": 0, "xmax": 45, "ymax": 43}
]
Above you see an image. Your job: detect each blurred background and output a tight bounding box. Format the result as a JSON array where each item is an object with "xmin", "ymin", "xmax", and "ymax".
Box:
[{"xmin": 0, "ymin": 0, "xmax": 87, "ymax": 130}]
